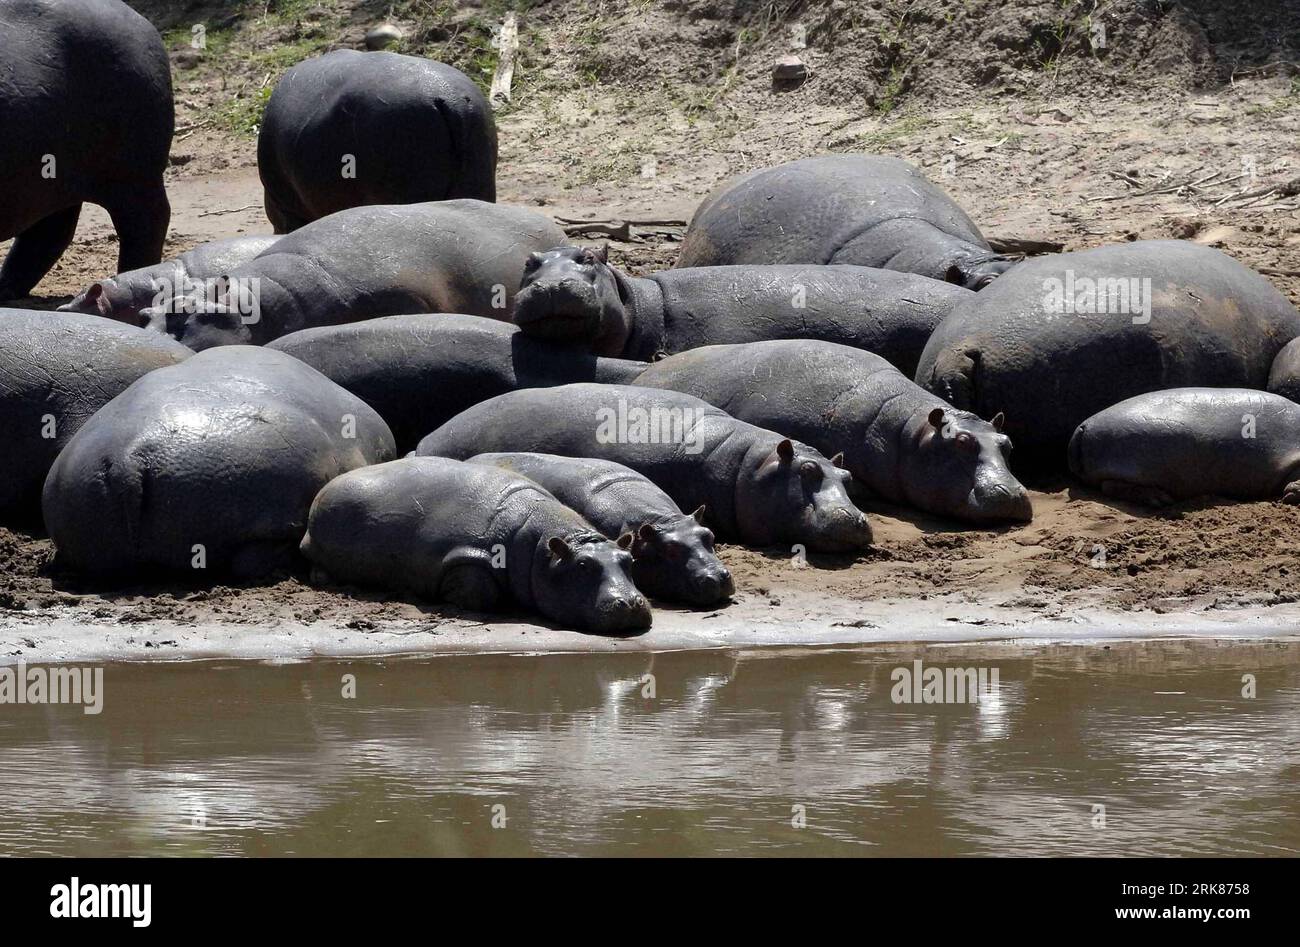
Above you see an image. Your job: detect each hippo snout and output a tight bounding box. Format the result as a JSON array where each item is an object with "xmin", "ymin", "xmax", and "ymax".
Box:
[
  {"xmin": 687, "ymin": 566, "xmax": 735, "ymax": 606},
  {"xmin": 969, "ymin": 482, "xmax": 1033, "ymax": 523},
  {"xmin": 809, "ymin": 508, "xmax": 874, "ymax": 552},
  {"xmin": 590, "ymin": 591, "xmax": 653, "ymax": 635},
  {"xmin": 512, "ymin": 280, "xmax": 600, "ymax": 331}
]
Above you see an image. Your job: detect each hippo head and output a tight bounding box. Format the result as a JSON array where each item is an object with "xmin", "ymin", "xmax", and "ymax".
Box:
[
  {"xmin": 139, "ymin": 295, "xmax": 252, "ymax": 350},
  {"xmin": 511, "ymin": 245, "xmax": 632, "ymax": 356},
  {"xmin": 945, "ymin": 254, "xmax": 1016, "ymax": 291},
  {"xmin": 629, "ymin": 507, "xmax": 735, "ymax": 606},
  {"xmin": 533, "ymin": 533, "xmax": 652, "ymax": 635},
  {"xmin": 58, "ymin": 280, "xmax": 136, "ymax": 323},
  {"xmin": 736, "ymin": 440, "xmax": 874, "ymax": 553},
  {"xmin": 901, "ymin": 407, "xmax": 1033, "ymax": 523}
]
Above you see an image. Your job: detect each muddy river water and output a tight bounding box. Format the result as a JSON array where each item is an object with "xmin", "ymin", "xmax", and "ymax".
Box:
[{"xmin": 1, "ymin": 639, "xmax": 1297, "ymax": 856}]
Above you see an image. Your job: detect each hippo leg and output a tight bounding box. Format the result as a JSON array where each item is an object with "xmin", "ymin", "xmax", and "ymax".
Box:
[
  {"xmin": 264, "ymin": 188, "xmax": 308, "ymax": 235},
  {"xmin": 439, "ymin": 563, "xmax": 504, "ymax": 612},
  {"xmin": 105, "ymin": 183, "xmax": 170, "ymax": 273},
  {"xmin": 0, "ymin": 203, "xmax": 83, "ymax": 300},
  {"xmin": 1099, "ymin": 480, "xmax": 1175, "ymax": 508}
]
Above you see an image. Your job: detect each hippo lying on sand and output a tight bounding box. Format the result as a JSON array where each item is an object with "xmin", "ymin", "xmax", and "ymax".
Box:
[
  {"xmin": 0, "ymin": 310, "xmax": 191, "ymax": 520},
  {"xmin": 43, "ymin": 347, "xmax": 395, "ymax": 578},
  {"xmin": 301, "ymin": 457, "xmax": 652, "ymax": 634},
  {"xmin": 915, "ymin": 240, "xmax": 1300, "ymax": 468},
  {"xmin": 417, "ymin": 383, "xmax": 874, "ymax": 552},
  {"xmin": 144, "ymin": 200, "xmax": 565, "ymax": 349},
  {"xmin": 469, "ymin": 452, "xmax": 734, "ymax": 605},
  {"xmin": 0, "ymin": 0, "xmax": 173, "ymax": 301},
  {"xmin": 1069, "ymin": 389, "xmax": 1300, "ymax": 506},
  {"xmin": 268, "ymin": 314, "xmax": 646, "ymax": 452},
  {"xmin": 259, "ymin": 50, "xmax": 497, "ymax": 232},
  {"xmin": 675, "ymin": 155, "xmax": 1012, "ymax": 289},
  {"xmin": 633, "ymin": 340, "xmax": 1031, "ymax": 523},
  {"xmin": 512, "ymin": 245, "xmax": 970, "ymax": 374},
  {"xmin": 60, "ymin": 235, "xmax": 278, "ymax": 324}
]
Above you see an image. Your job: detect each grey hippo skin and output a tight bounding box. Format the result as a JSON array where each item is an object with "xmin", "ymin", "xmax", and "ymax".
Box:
[
  {"xmin": 468, "ymin": 452, "xmax": 734, "ymax": 605},
  {"xmin": 267, "ymin": 314, "xmax": 646, "ymax": 452},
  {"xmin": 633, "ymin": 340, "xmax": 1032, "ymax": 524},
  {"xmin": 675, "ymin": 155, "xmax": 1012, "ymax": 289},
  {"xmin": 416, "ymin": 383, "xmax": 874, "ymax": 552},
  {"xmin": 1267, "ymin": 337, "xmax": 1300, "ymax": 402},
  {"xmin": 0, "ymin": 0, "xmax": 172, "ymax": 301},
  {"xmin": 143, "ymin": 200, "xmax": 566, "ymax": 350},
  {"xmin": 258, "ymin": 50, "xmax": 496, "ymax": 233},
  {"xmin": 915, "ymin": 240, "xmax": 1300, "ymax": 469},
  {"xmin": 511, "ymin": 245, "xmax": 971, "ymax": 375},
  {"xmin": 59, "ymin": 235, "xmax": 279, "ymax": 324},
  {"xmin": 0, "ymin": 309, "xmax": 191, "ymax": 521},
  {"xmin": 1068, "ymin": 389, "xmax": 1300, "ymax": 506},
  {"xmin": 301, "ymin": 457, "xmax": 652, "ymax": 634},
  {"xmin": 42, "ymin": 347, "xmax": 395, "ymax": 579}
]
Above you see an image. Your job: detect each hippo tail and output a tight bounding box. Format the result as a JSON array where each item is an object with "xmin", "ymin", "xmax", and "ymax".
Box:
[
  {"xmin": 1066, "ymin": 423, "xmax": 1087, "ymax": 479},
  {"xmin": 921, "ymin": 346, "xmax": 980, "ymax": 411}
]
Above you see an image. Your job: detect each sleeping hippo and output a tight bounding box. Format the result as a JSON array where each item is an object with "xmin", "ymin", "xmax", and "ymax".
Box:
[
  {"xmin": 417, "ymin": 383, "xmax": 874, "ymax": 552},
  {"xmin": 301, "ymin": 457, "xmax": 652, "ymax": 634},
  {"xmin": 59, "ymin": 235, "xmax": 278, "ymax": 324},
  {"xmin": 0, "ymin": 0, "xmax": 172, "ymax": 301},
  {"xmin": 1266, "ymin": 337, "xmax": 1300, "ymax": 403},
  {"xmin": 468, "ymin": 452, "xmax": 734, "ymax": 605},
  {"xmin": 632, "ymin": 340, "xmax": 1031, "ymax": 523},
  {"xmin": 511, "ymin": 245, "xmax": 971, "ymax": 374},
  {"xmin": 142, "ymin": 200, "xmax": 566, "ymax": 349},
  {"xmin": 43, "ymin": 346, "xmax": 395, "ymax": 578},
  {"xmin": 1068, "ymin": 389, "xmax": 1300, "ymax": 506},
  {"xmin": 915, "ymin": 240, "xmax": 1300, "ymax": 469},
  {"xmin": 267, "ymin": 314, "xmax": 646, "ymax": 452},
  {"xmin": 675, "ymin": 155, "xmax": 1012, "ymax": 289},
  {"xmin": 0, "ymin": 309, "xmax": 192, "ymax": 521},
  {"xmin": 259, "ymin": 50, "xmax": 496, "ymax": 232}
]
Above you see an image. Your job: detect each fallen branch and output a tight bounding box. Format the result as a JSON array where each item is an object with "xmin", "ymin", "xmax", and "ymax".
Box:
[
  {"xmin": 986, "ymin": 236, "xmax": 1065, "ymax": 255},
  {"xmin": 197, "ymin": 203, "xmax": 260, "ymax": 218}
]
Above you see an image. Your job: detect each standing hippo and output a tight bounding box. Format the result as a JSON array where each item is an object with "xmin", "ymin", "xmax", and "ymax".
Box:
[
  {"xmin": 511, "ymin": 245, "xmax": 971, "ymax": 374},
  {"xmin": 301, "ymin": 457, "xmax": 652, "ymax": 634},
  {"xmin": 258, "ymin": 50, "xmax": 496, "ymax": 232},
  {"xmin": 42, "ymin": 347, "xmax": 395, "ymax": 578},
  {"xmin": 0, "ymin": 309, "xmax": 192, "ymax": 521},
  {"xmin": 59, "ymin": 235, "xmax": 278, "ymax": 324},
  {"xmin": 633, "ymin": 340, "xmax": 1031, "ymax": 523},
  {"xmin": 1267, "ymin": 337, "xmax": 1300, "ymax": 403},
  {"xmin": 267, "ymin": 314, "xmax": 646, "ymax": 452},
  {"xmin": 915, "ymin": 240, "xmax": 1300, "ymax": 468},
  {"xmin": 0, "ymin": 0, "xmax": 173, "ymax": 301},
  {"xmin": 675, "ymin": 155, "xmax": 1012, "ymax": 289},
  {"xmin": 143, "ymin": 200, "xmax": 566, "ymax": 349},
  {"xmin": 1068, "ymin": 389, "xmax": 1300, "ymax": 506},
  {"xmin": 468, "ymin": 452, "xmax": 734, "ymax": 605},
  {"xmin": 417, "ymin": 383, "xmax": 874, "ymax": 552}
]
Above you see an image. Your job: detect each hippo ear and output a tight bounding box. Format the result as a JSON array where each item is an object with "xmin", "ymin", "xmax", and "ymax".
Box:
[
  {"xmin": 638, "ymin": 522, "xmax": 657, "ymax": 542},
  {"xmin": 547, "ymin": 537, "xmax": 574, "ymax": 561},
  {"xmin": 776, "ymin": 439, "xmax": 795, "ymax": 463},
  {"xmin": 616, "ymin": 532, "xmax": 634, "ymax": 549},
  {"xmin": 830, "ymin": 452, "xmax": 846, "ymax": 469},
  {"xmin": 944, "ymin": 264, "xmax": 965, "ymax": 285},
  {"xmin": 991, "ymin": 411, "xmax": 1005, "ymax": 432},
  {"xmin": 691, "ymin": 504, "xmax": 707, "ymax": 524},
  {"xmin": 595, "ymin": 243, "xmax": 609, "ymax": 264},
  {"xmin": 927, "ymin": 407, "xmax": 946, "ymax": 429}
]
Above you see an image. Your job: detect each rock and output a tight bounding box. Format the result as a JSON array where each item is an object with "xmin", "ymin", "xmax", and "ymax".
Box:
[
  {"xmin": 174, "ymin": 48, "xmax": 201, "ymax": 70},
  {"xmin": 772, "ymin": 55, "xmax": 807, "ymax": 90},
  {"xmin": 364, "ymin": 24, "xmax": 403, "ymax": 51}
]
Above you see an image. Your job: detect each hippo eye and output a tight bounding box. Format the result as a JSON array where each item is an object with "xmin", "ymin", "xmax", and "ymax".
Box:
[
  {"xmin": 800, "ymin": 461, "xmax": 823, "ymax": 481},
  {"xmin": 955, "ymin": 432, "xmax": 979, "ymax": 453}
]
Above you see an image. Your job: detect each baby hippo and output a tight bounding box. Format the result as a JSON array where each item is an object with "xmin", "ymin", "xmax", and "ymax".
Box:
[
  {"xmin": 417, "ymin": 383, "xmax": 873, "ymax": 553},
  {"xmin": 1068, "ymin": 388, "xmax": 1300, "ymax": 506},
  {"xmin": 301, "ymin": 457, "xmax": 652, "ymax": 634},
  {"xmin": 468, "ymin": 452, "xmax": 734, "ymax": 606}
]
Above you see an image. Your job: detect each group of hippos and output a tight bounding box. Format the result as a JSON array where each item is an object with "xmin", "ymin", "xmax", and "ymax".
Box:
[{"xmin": 4, "ymin": 0, "xmax": 1300, "ymax": 634}]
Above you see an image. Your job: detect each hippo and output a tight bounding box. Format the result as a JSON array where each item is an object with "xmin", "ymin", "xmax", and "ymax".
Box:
[
  {"xmin": 59, "ymin": 235, "xmax": 279, "ymax": 324},
  {"xmin": 468, "ymin": 452, "xmax": 734, "ymax": 605},
  {"xmin": 0, "ymin": 0, "xmax": 172, "ymax": 301},
  {"xmin": 42, "ymin": 346, "xmax": 395, "ymax": 578},
  {"xmin": 1068, "ymin": 389, "xmax": 1300, "ymax": 506},
  {"xmin": 675, "ymin": 155, "xmax": 1012, "ymax": 289},
  {"xmin": 0, "ymin": 309, "xmax": 192, "ymax": 521},
  {"xmin": 258, "ymin": 50, "xmax": 496, "ymax": 232},
  {"xmin": 267, "ymin": 314, "xmax": 646, "ymax": 452},
  {"xmin": 511, "ymin": 245, "xmax": 972, "ymax": 374},
  {"xmin": 632, "ymin": 340, "xmax": 1031, "ymax": 523},
  {"xmin": 142, "ymin": 200, "xmax": 566, "ymax": 350},
  {"xmin": 416, "ymin": 383, "xmax": 874, "ymax": 552},
  {"xmin": 915, "ymin": 240, "xmax": 1300, "ymax": 469},
  {"xmin": 301, "ymin": 457, "xmax": 652, "ymax": 634},
  {"xmin": 1267, "ymin": 337, "xmax": 1300, "ymax": 403}
]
